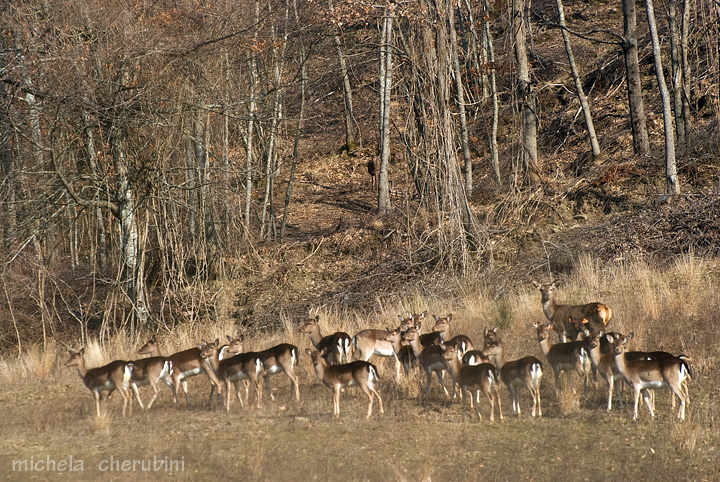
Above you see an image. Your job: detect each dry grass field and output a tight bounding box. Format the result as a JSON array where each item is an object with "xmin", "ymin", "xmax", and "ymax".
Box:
[{"xmin": 1, "ymin": 256, "xmax": 719, "ymax": 481}]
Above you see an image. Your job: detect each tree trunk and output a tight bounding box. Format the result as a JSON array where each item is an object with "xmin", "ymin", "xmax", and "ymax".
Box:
[
  {"xmin": 512, "ymin": 0, "xmax": 539, "ymax": 184},
  {"xmin": 448, "ymin": 0, "xmax": 474, "ymax": 197},
  {"xmin": 329, "ymin": 0, "xmax": 357, "ymax": 152},
  {"xmin": 680, "ymin": 0, "xmax": 692, "ymax": 138},
  {"xmin": 83, "ymin": 113, "xmax": 107, "ymax": 271},
  {"xmin": 668, "ymin": 0, "xmax": 686, "ymax": 145},
  {"xmin": 646, "ymin": 0, "xmax": 680, "ymax": 194},
  {"xmin": 482, "ymin": 0, "xmax": 502, "ymax": 188},
  {"xmin": 110, "ymin": 132, "xmax": 148, "ymax": 328},
  {"xmin": 622, "ymin": 0, "xmax": 651, "ymax": 156},
  {"xmin": 281, "ymin": 0, "xmax": 308, "ymax": 239},
  {"xmin": 555, "ymin": 0, "xmax": 602, "ymax": 158},
  {"xmin": 378, "ymin": 10, "xmax": 393, "ymax": 214}
]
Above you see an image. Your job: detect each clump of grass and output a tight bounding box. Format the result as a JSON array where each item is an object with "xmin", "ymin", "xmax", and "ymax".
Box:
[{"xmin": 555, "ymin": 386, "xmax": 582, "ymax": 416}]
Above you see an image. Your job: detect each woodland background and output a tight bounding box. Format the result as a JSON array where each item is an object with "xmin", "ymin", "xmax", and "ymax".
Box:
[{"xmin": 0, "ymin": 0, "xmax": 719, "ymax": 349}]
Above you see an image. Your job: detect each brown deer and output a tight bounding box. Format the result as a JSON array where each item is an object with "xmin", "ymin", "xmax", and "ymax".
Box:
[
  {"xmin": 534, "ymin": 321, "xmax": 593, "ymax": 398},
  {"xmin": 255, "ymin": 343, "xmax": 301, "ymax": 402},
  {"xmin": 63, "ymin": 345, "xmax": 134, "ymax": 417},
  {"xmin": 137, "ymin": 335, "xmax": 223, "ymax": 408},
  {"xmin": 443, "ymin": 344, "xmax": 503, "ymax": 422},
  {"xmin": 402, "ymin": 325, "xmax": 456, "ymax": 399},
  {"xmin": 431, "ymin": 314, "xmax": 474, "ymax": 357},
  {"xmin": 532, "ymin": 281, "xmax": 613, "ymax": 342},
  {"xmin": 482, "ymin": 328, "xmax": 543, "ymax": 417},
  {"xmin": 202, "ymin": 341, "xmax": 264, "ymax": 410},
  {"xmin": 305, "ymin": 348, "xmax": 384, "ymax": 419},
  {"xmin": 611, "ymin": 332, "xmax": 690, "ymax": 420}
]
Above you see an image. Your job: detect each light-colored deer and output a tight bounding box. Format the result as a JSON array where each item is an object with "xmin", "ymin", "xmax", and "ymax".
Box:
[
  {"xmin": 128, "ymin": 337, "xmax": 173, "ymax": 410},
  {"xmin": 533, "ymin": 281, "xmax": 613, "ymax": 342},
  {"xmin": 352, "ymin": 328, "xmax": 402, "ymax": 380},
  {"xmin": 305, "ymin": 348, "xmax": 384, "ymax": 419},
  {"xmin": 431, "ymin": 314, "xmax": 474, "ymax": 358},
  {"xmin": 481, "ymin": 328, "xmax": 543, "ymax": 417}
]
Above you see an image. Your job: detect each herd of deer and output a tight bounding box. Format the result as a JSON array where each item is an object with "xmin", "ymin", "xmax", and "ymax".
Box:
[{"xmin": 60, "ymin": 280, "xmax": 692, "ymax": 422}]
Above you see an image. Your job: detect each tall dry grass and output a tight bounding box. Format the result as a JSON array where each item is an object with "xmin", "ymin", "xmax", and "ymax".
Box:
[{"xmin": 1, "ymin": 254, "xmax": 717, "ymax": 423}]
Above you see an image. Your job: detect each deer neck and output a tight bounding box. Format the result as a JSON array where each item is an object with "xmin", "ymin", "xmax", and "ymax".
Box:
[
  {"xmin": 435, "ymin": 325, "xmax": 451, "ymax": 342},
  {"xmin": 408, "ymin": 335, "xmax": 423, "ymax": 358},
  {"xmin": 307, "ymin": 325, "xmax": 324, "ymax": 348},
  {"xmin": 538, "ymin": 335, "xmax": 553, "ymax": 357},
  {"xmin": 541, "ymin": 296, "xmax": 558, "ymax": 321},
  {"xmin": 493, "ymin": 346, "xmax": 507, "ymax": 370}
]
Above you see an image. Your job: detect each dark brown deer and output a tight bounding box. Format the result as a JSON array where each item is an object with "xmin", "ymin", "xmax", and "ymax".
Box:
[{"xmin": 299, "ymin": 315, "xmax": 352, "ymax": 365}]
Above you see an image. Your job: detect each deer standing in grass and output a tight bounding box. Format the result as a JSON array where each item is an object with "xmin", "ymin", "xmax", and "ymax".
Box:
[
  {"xmin": 402, "ymin": 325, "xmax": 456, "ymax": 399},
  {"xmin": 137, "ymin": 335, "xmax": 223, "ymax": 408},
  {"xmin": 431, "ymin": 314, "xmax": 474, "ymax": 358},
  {"xmin": 533, "ymin": 281, "xmax": 613, "ymax": 342},
  {"xmin": 202, "ymin": 340, "xmax": 264, "ymax": 410},
  {"xmin": 612, "ymin": 332, "xmax": 690, "ymax": 420},
  {"xmin": 443, "ymin": 344, "xmax": 503, "ymax": 422},
  {"xmin": 255, "ymin": 343, "xmax": 301, "ymax": 402},
  {"xmin": 305, "ymin": 348, "xmax": 384, "ymax": 419},
  {"xmin": 128, "ymin": 338, "xmax": 173, "ymax": 410},
  {"xmin": 353, "ymin": 327, "xmax": 403, "ymax": 380},
  {"xmin": 63, "ymin": 345, "xmax": 134, "ymax": 417},
  {"xmin": 534, "ymin": 321, "xmax": 593, "ymax": 398},
  {"xmin": 482, "ymin": 328, "xmax": 543, "ymax": 417},
  {"xmin": 299, "ymin": 315, "xmax": 352, "ymax": 365}
]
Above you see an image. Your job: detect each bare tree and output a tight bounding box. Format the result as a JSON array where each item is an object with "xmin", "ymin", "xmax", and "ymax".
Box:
[
  {"xmin": 378, "ymin": 8, "xmax": 394, "ymax": 214},
  {"xmin": 646, "ymin": 0, "xmax": 680, "ymax": 194},
  {"xmin": 554, "ymin": 0, "xmax": 601, "ymax": 158},
  {"xmin": 512, "ymin": 0, "xmax": 539, "ymax": 184},
  {"xmin": 621, "ymin": 0, "xmax": 651, "ymax": 156}
]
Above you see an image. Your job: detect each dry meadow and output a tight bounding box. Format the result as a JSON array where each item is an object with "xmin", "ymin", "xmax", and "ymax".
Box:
[{"xmin": 1, "ymin": 256, "xmax": 718, "ymax": 481}]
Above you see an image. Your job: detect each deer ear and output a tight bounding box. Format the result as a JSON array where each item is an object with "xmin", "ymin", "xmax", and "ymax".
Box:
[
  {"xmin": 447, "ymin": 314, "xmax": 452, "ymax": 322},
  {"xmin": 420, "ymin": 311, "xmax": 427, "ymax": 318},
  {"xmin": 627, "ymin": 332, "xmax": 635, "ymax": 341},
  {"xmin": 227, "ymin": 335, "xmax": 234, "ymax": 343},
  {"xmin": 314, "ymin": 314, "xmax": 320, "ymax": 322},
  {"xmin": 214, "ymin": 338, "xmax": 219, "ymax": 346},
  {"xmin": 532, "ymin": 281, "xmax": 541, "ymax": 289},
  {"xmin": 305, "ymin": 348, "xmax": 313, "ymax": 355},
  {"xmin": 78, "ymin": 348, "xmax": 85, "ymax": 356},
  {"xmin": 433, "ymin": 314, "xmax": 439, "ymax": 322}
]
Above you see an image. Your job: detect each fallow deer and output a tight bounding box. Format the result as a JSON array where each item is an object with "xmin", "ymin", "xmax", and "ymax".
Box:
[
  {"xmin": 431, "ymin": 314, "xmax": 474, "ymax": 358},
  {"xmin": 534, "ymin": 321, "xmax": 593, "ymax": 398},
  {"xmin": 612, "ymin": 332, "xmax": 690, "ymax": 420},
  {"xmin": 305, "ymin": 348, "xmax": 384, "ymax": 419},
  {"xmin": 63, "ymin": 345, "xmax": 134, "ymax": 417},
  {"xmin": 299, "ymin": 315, "xmax": 352, "ymax": 365},
  {"xmin": 443, "ymin": 344, "xmax": 503, "ymax": 422},
  {"xmin": 482, "ymin": 328, "xmax": 543, "ymax": 417},
  {"xmin": 533, "ymin": 281, "xmax": 613, "ymax": 342}
]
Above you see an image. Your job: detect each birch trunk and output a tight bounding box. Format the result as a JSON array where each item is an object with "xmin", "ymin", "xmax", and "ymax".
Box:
[
  {"xmin": 646, "ymin": 0, "xmax": 680, "ymax": 194},
  {"xmin": 555, "ymin": 0, "xmax": 601, "ymax": 158}
]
